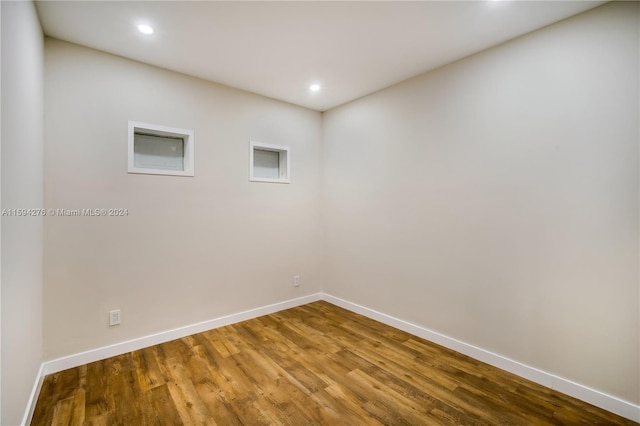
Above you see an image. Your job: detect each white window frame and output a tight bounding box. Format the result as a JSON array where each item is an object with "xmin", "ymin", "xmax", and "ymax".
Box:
[
  {"xmin": 249, "ymin": 141, "xmax": 290, "ymax": 184},
  {"xmin": 128, "ymin": 121, "xmax": 194, "ymax": 177}
]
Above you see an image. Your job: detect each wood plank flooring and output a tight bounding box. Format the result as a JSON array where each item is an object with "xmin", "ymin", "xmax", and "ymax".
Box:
[{"xmin": 32, "ymin": 301, "xmax": 637, "ymax": 425}]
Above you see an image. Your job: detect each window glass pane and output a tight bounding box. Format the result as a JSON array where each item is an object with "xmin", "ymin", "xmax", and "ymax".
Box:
[
  {"xmin": 253, "ymin": 149, "xmax": 280, "ymax": 179},
  {"xmin": 134, "ymin": 133, "xmax": 184, "ymax": 171}
]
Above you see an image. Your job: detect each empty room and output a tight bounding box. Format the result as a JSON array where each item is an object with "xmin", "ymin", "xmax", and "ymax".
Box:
[{"xmin": 2, "ymin": 0, "xmax": 638, "ymax": 424}]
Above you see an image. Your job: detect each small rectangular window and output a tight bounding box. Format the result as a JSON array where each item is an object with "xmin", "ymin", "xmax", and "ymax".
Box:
[
  {"xmin": 249, "ymin": 141, "xmax": 290, "ymax": 184},
  {"xmin": 128, "ymin": 121, "xmax": 194, "ymax": 177}
]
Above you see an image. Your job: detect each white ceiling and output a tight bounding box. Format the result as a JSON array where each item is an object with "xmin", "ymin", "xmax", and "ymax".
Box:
[{"xmin": 35, "ymin": 1, "xmax": 605, "ymax": 112}]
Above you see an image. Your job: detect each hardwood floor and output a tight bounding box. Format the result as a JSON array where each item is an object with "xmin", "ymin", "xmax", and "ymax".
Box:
[{"xmin": 32, "ymin": 301, "xmax": 636, "ymax": 425}]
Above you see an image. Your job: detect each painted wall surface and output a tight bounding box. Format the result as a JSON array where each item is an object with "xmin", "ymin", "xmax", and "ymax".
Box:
[
  {"xmin": 322, "ymin": 2, "xmax": 639, "ymax": 404},
  {"xmin": 1, "ymin": 1, "xmax": 45, "ymax": 423},
  {"xmin": 43, "ymin": 39, "xmax": 323, "ymax": 359}
]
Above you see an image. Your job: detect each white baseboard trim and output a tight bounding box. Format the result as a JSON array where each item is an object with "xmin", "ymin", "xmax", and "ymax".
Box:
[
  {"xmin": 24, "ymin": 292, "xmax": 639, "ymax": 424},
  {"xmin": 20, "ymin": 362, "xmax": 45, "ymax": 426},
  {"xmin": 42, "ymin": 293, "xmax": 323, "ymax": 377},
  {"xmin": 322, "ymin": 293, "xmax": 640, "ymax": 423}
]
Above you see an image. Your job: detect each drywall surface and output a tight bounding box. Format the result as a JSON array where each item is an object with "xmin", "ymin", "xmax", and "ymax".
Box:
[
  {"xmin": 1, "ymin": 1, "xmax": 44, "ymax": 423},
  {"xmin": 44, "ymin": 39, "xmax": 323, "ymax": 359},
  {"xmin": 322, "ymin": 2, "xmax": 639, "ymax": 404}
]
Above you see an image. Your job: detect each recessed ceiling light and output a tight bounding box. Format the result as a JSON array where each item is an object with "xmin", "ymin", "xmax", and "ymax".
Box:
[
  {"xmin": 310, "ymin": 83, "xmax": 321, "ymax": 92},
  {"xmin": 137, "ymin": 24, "xmax": 154, "ymax": 35}
]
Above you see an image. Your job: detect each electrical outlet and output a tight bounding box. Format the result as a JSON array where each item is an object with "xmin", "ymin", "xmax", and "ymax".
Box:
[
  {"xmin": 293, "ymin": 275, "xmax": 301, "ymax": 287},
  {"xmin": 109, "ymin": 309, "xmax": 121, "ymax": 326}
]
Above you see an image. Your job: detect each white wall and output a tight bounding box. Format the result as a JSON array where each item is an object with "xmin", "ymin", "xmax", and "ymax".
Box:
[
  {"xmin": 43, "ymin": 39, "xmax": 323, "ymax": 360},
  {"xmin": 323, "ymin": 2, "xmax": 639, "ymax": 404},
  {"xmin": 1, "ymin": 1, "xmax": 45, "ymax": 424}
]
